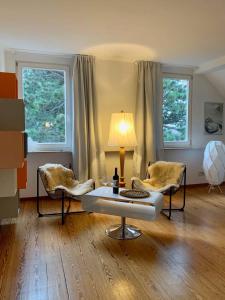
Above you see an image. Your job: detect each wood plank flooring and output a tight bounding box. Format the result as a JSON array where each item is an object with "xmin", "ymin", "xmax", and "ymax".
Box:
[{"xmin": 0, "ymin": 186, "xmax": 225, "ymax": 299}]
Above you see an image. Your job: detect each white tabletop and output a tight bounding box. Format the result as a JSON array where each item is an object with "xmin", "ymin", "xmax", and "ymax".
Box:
[{"xmin": 86, "ymin": 186, "xmax": 162, "ymax": 206}]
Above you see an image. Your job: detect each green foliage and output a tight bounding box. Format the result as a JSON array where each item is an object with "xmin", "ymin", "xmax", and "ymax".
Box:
[
  {"xmin": 163, "ymin": 78, "xmax": 189, "ymax": 142},
  {"xmin": 22, "ymin": 68, "xmax": 66, "ymax": 143}
]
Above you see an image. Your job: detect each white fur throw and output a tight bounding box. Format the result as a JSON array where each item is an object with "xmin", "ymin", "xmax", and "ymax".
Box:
[
  {"xmin": 39, "ymin": 164, "xmax": 94, "ymax": 196},
  {"xmin": 132, "ymin": 161, "xmax": 185, "ymax": 193}
]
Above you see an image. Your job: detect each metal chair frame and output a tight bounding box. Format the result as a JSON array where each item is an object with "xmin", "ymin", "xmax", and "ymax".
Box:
[
  {"xmin": 36, "ymin": 167, "xmax": 94, "ymax": 224},
  {"xmin": 161, "ymin": 167, "xmax": 186, "ymax": 219}
]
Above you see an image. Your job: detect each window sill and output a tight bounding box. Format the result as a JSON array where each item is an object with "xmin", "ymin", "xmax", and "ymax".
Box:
[
  {"xmin": 164, "ymin": 147, "xmax": 192, "ymax": 150},
  {"xmin": 164, "ymin": 141, "xmax": 191, "ymax": 149},
  {"xmin": 164, "ymin": 147, "xmax": 204, "ymax": 150},
  {"xmin": 28, "ymin": 150, "xmax": 72, "ymax": 154}
]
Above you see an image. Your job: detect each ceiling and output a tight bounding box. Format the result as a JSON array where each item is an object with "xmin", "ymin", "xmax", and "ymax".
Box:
[
  {"xmin": 205, "ymin": 69, "xmax": 225, "ymax": 98},
  {"xmin": 1, "ymin": 0, "xmax": 225, "ymax": 65}
]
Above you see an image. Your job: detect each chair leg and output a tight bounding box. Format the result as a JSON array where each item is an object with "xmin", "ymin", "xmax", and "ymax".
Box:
[
  {"xmin": 37, "ymin": 168, "xmax": 86, "ymax": 224},
  {"xmin": 62, "ymin": 190, "xmax": 65, "ymax": 225},
  {"xmin": 37, "ymin": 169, "xmax": 43, "ymax": 217},
  {"xmin": 66, "ymin": 198, "xmax": 72, "ymax": 214},
  {"xmin": 181, "ymin": 167, "xmax": 186, "ymax": 211},
  {"xmin": 162, "ymin": 169, "xmax": 186, "ymax": 219},
  {"xmin": 37, "ymin": 169, "xmax": 63, "ymax": 218},
  {"xmin": 168, "ymin": 189, "xmax": 172, "ymax": 219},
  {"xmin": 162, "ymin": 187, "xmax": 172, "ymax": 219}
]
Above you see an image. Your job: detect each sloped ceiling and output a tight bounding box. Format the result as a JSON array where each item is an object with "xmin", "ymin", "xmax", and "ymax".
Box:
[
  {"xmin": 1, "ymin": 0, "xmax": 225, "ymax": 65},
  {"xmin": 205, "ymin": 69, "xmax": 225, "ymax": 99}
]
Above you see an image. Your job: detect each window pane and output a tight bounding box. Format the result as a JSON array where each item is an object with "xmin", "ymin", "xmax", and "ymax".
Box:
[
  {"xmin": 22, "ymin": 68, "xmax": 66, "ymax": 143},
  {"xmin": 163, "ymin": 78, "xmax": 189, "ymax": 142}
]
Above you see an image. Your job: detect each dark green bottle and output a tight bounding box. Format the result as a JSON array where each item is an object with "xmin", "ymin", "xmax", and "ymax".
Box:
[{"xmin": 113, "ymin": 168, "xmax": 119, "ymax": 194}]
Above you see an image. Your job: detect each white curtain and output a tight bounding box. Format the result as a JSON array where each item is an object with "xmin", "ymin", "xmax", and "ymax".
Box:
[
  {"xmin": 72, "ymin": 55, "xmax": 105, "ymax": 182},
  {"xmin": 133, "ymin": 61, "xmax": 164, "ymax": 178}
]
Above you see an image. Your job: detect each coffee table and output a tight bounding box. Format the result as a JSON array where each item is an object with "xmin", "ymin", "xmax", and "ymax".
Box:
[{"xmin": 80, "ymin": 187, "xmax": 163, "ymax": 240}]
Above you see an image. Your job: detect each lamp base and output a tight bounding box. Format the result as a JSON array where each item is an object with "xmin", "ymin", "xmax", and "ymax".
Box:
[
  {"xmin": 106, "ymin": 222, "xmax": 142, "ymax": 240},
  {"xmin": 120, "ymin": 147, "xmax": 126, "ymax": 188},
  {"xmin": 119, "ymin": 177, "xmax": 126, "ymax": 187}
]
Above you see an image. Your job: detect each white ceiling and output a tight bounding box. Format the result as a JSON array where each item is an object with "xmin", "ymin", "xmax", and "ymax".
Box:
[{"xmin": 1, "ymin": 0, "xmax": 225, "ymax": 65}]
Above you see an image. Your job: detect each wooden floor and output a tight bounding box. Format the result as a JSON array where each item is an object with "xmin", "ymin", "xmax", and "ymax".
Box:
[{"xmin": 0, "ymin": 187, "xmax": 225, "ymax": 300}]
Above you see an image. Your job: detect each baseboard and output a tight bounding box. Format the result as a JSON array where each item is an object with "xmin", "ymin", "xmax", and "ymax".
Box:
[
  {"xmin": 187, "ymin": 182, "xmax": 225, "ymax": 188},
  {"xmin": 20, "ymin": 183, "xmax": 215, "ymax": 201},
  {"xmin": 186, "ymin": 183, "xmax": 208, "ymax": 188},
  {"xmin": 20, "ymin": 196, "xmax": 49, "ymax": 201}
]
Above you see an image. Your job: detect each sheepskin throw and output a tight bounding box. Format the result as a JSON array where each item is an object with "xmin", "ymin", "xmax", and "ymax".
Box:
[
  {"xmin": 39, "ymin": 163, "xmax": 94, "ymax": 196},
  {"xmin": 132, "ymin": 161, "xmax": 185, "ymax": 193}
]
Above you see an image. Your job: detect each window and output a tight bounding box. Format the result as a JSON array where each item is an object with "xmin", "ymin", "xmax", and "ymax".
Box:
[
  {"xmin": 18, "ymin": 63, "xmax": 71, "ymax": 151},
  {"xmin": 162, "ymin": 74, "xmax": 191, "ymax": 147}
]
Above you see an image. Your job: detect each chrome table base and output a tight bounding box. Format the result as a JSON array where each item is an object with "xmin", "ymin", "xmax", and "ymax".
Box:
[{"xmin": 106, "ymin": 217, "xmax": 142, "ymax": 240}]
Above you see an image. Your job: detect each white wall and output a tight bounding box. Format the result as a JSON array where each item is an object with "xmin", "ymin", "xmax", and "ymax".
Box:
[
  {"xmin": 3, "ymin": 50, "xmax": 225, "ymax": 196},
  {"xmin": 19, "ymin": 59, "xmax": 137, "ymax": 196},
  {"xmin": 96, "ymin": 63, "xmax": 225, "ymax": 185},
  {"xmin": 205, "ymin": 69, "xmax": 225, "ymax": 98},
  {"xmin": 192, "ymin": 74, "xmax": 225, "ymax": 147},
  {"xmin": 95, "ymin": 59, "xmax": 136, "ymax": 186},
  {"xmin": 165, "ymin": 74, "xmax": 225, "ymax": 184},
  {"xmin": 96, "ymin": 59, "xmax": 137, "ymax": 147},
  {"xmin": 164, "ymin": 149, "xmax": 205, "ymax": 184},
  {"xmin": 0, "ymin": 44, "xmax": 5, "ymax": 71}
]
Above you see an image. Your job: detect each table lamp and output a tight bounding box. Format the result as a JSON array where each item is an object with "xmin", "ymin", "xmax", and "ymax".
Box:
[{"xmin": 108, "ymin": 111, "xmax": 137, "ymax": 187}]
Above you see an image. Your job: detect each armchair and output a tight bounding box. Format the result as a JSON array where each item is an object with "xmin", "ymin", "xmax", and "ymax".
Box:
[
  {"xmin": 132, "ymin": 161, "xmax": 186, "ymax": 219},
  {"xmin": 37, "ymin": 163, "xmax": 95, "ymax": 224}
]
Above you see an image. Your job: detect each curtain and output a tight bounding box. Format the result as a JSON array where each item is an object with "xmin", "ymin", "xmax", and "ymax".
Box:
[
  {"xmin": 133, "ymin": 61, "xmax": 164, "ymax": 178},
  {"xmin": 72, "ymin": 55, "xmax": 105, "ymax": 182}
]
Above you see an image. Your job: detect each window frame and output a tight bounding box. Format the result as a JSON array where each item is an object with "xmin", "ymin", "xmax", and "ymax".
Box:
[
  {"xmin": 162, "ymin": 72, "xmax": 192, "ymax": 149},
  {"xmin": 17, "ymin": 62, "xmax": 72, "ymax": 152}
]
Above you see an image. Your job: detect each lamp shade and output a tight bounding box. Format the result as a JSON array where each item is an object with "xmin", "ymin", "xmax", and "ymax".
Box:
[{"xmin": 108, "ymin": 112, "xmax": 137, "ymax": 147}]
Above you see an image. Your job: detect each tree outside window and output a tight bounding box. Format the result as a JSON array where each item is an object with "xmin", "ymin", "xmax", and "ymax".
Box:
[
  {"xmin": 22, "ymin": 68, "xmax": 66, "ymax": 144},
  {"xmin": 163, "ymin": 77, "xmax": 190, "ymax": 143}
]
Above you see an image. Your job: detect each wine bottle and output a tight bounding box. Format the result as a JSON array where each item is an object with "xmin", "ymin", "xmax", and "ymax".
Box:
[{"xmin": 113, "ymin": 167, "xmax": 119, "ymax": 194}]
